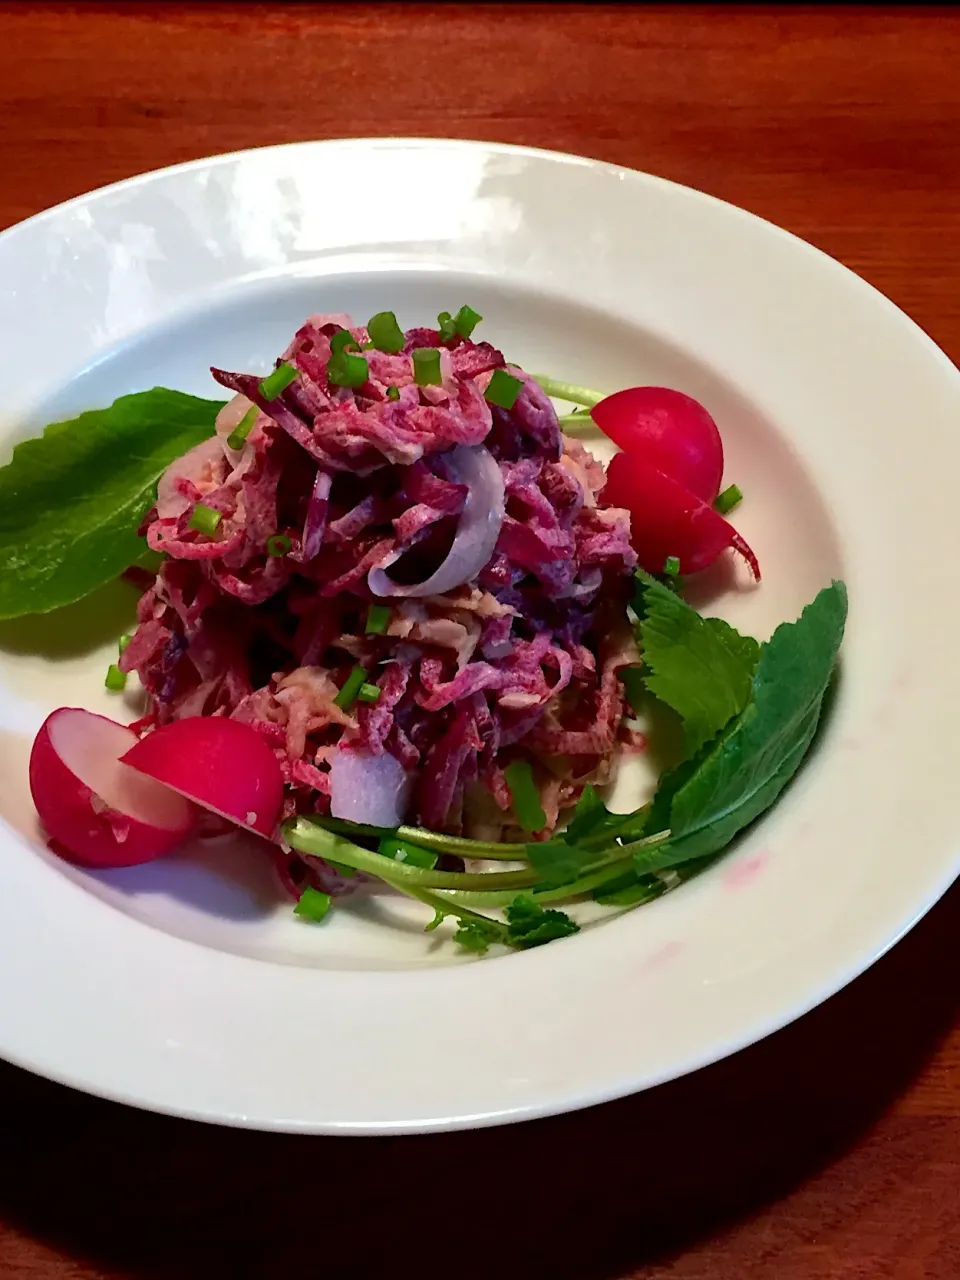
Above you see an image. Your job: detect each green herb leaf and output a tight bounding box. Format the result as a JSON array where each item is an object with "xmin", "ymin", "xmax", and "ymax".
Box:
[
  {"xmin": 592, "ymin": 871, "xmax": 665, "ymax": 907},
  {"xmin": 619, "ymin": 665, "xmax": 646, "ymax": 716},
  {"xmin": 526, "ymin": 837, "xmax": 598, "ymax": 886},
  {"xmin": 636, "ymin": 570, "xmax": 760, "ymax": 756},
  {"xmin": 454, "ymin": 917, "xmax": 504, "ymax": 954},
  {"xmin": 505, "ymin": 895, "xmax": 579, "ymax": 948},
  {"xmin": 0, "ymin": 389, "xmax": 222, "ymax": 619},
  {"xmin": 561, "ymin": 784, "xmax": 650, "ymax": 852},
  {"xmin": 656, "ymin": 581, "xmax": 847, "ymax": 863},
  {"xmin": 564, "ymin": 784, "xmax": 607, "ymax": 842}
]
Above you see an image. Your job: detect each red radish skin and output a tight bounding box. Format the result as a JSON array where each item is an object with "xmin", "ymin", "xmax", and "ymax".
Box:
[
  {"xmin": 29, "ymin": 709, "xmax": 197, "ymax": 868},
  {"xmin": 590, "ymin": 387, "xmax": 724, "ymax": 502},
  {"xmin": 122, "ymin": 717, "xmax": 284, "ymax": 837},
  {"xmin": 602, "ymin": 451, "xmax": 761, "ymax": 579}
]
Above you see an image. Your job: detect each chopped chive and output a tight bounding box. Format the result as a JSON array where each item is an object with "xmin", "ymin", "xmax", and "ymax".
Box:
[
  {"xmin": 714, "ymin": 483, "xmax": 743, "ymax": 516},
  {"xmin": 378, "ymin": 836, "xmax": 438, "ymax": 869},
  {"xmin": 330, "ymin": 329, "xmax": 360, "ymax": 355},
  {"xmin": 367, "ymin": 311, "xmax": 405, "ymax": 353},
  {"xmin": 327, "ymin": 351, "xmax": 369, "ymax": 388},
  {"xmin": 504, "ymin": 760, "xmax": 547, "ymax": 834},
  {"xmin": 188, "ymin": 503, "xmax": 222, "ymax": 536},
  {"xmin": 437, "ymin": 311, "xmax": 457, "ymax": 343},
  {"xmin": 453, "ymin": 304, "xmax": 482, "ymax": 339},
  {"xmin": 385, "ymin": 385, "xmax": 401, "ymax": 401},
  {"xmin": 663, "ymin": 555, "xmax": 681, "ymax": 576},
  {"xmin": 259, "ymin": 362, "xmax": 298, "ymax": 400},
  {"xmin": 294, "ymin": 887, "xmax": 332, "ymax": 922},
  {"xmin": 485, "ymin": 368, "xmax": 523, "ymax": 410},
  {"xmin": 365, "ymin": 603, "xmax": 391, "ymax": 634},
  {"xmin": 104, "ymin": 663, "xmax": 127, "ymax": 692},
  {"xmin": 334, "ymin": 664, "xmax": 368, "ymax": 711},
  {"xmin": 118, "ymin": 633, "xmax": 132, "ymax": 655},
  {"xmin": 358, "ymin": 682, "xmax": 381, "ymax": 704},
  {"xmin": 412, "ymin": 348, "xmax": 442, "ymax": 386},
  {"xmin": 226, "ymin": 406, "xmax": 258, "ymax": 451},
  {"xmin": 266, "ymin": 534, "xmax": 292, "ymax": 558}
]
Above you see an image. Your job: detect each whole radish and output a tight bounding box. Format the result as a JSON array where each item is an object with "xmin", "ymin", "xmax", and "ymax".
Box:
[{"xmin": 590, "ymin": 386, "xmax": 724, "ymax": 502}]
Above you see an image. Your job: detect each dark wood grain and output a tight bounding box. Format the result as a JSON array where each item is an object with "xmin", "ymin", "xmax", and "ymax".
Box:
[{"xmin": 1, "ymin": 4, "xmax": 959, "ymax": 1277}]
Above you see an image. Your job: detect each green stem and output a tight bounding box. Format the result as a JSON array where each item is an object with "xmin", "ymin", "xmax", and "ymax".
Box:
[
  {"xmin": 311, "ymin": 816, "xmax": 529, "ymax": 861},
  {"xmin": 423, "ymin": 832, "xmax": 672, "ymax": 909},
  {"xmin": 533, "ymin": 376, "xmax": 606, "ymax": 408},
  {"xmin": 284, "ymin": 818, "xmax": 538, "ymax": 891},
  {"xmin": 556, "ymin": 412, "xmax": 599, "ymax": 434},
  {"xmin": 398, "ymin": 883, "xmax": 509, "ymax": 942}
]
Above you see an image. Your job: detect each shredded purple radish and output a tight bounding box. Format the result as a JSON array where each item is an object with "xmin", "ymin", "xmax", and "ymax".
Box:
[{"xmin": 124, "ymin": 313, "xmax": 639, "ymax": 856}]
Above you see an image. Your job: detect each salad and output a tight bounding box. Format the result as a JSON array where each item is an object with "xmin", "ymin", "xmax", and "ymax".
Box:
[{"xmin": 3, "ymin": 306, "xmax": 846, "ymax": 955}]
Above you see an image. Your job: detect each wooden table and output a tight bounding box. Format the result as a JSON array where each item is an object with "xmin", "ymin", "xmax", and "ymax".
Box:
[{"xmin": 1, "ymin": 4, "xmax": 959, "ymax": 1276}]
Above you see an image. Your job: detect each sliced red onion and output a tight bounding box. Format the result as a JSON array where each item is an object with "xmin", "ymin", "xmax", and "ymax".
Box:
[
  {"xmin": 329, "ymin": 748, "xmax": 412, "ymax": 827},
  {"xmin": 299, "ymin": 469, "xmax": 332, "ymax": 562},
  {"xmin": 368, "ymin": 444, "xmax": 505, "ymax": 598}
]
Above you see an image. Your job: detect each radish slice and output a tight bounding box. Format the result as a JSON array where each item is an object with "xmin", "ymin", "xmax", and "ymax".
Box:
[
  {"xmin": 590, "ymin": 386, "xmax": 724, "ymax": 503},
  {"xmin": 122, "ymin": 717, "xmax": 284, "ymax": 837},
  {"xmin": 602, "ymin": 451, "xmax": 760, "ymax": 579},
  {"xmin": 29, "ymin": 709, "xmax": 197, "ymax": 868}
]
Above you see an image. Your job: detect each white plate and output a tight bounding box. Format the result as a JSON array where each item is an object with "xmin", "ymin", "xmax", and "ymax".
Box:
[{"xmin": 0, "ymin": 139, "xmax": 958, "ymax": 1133}]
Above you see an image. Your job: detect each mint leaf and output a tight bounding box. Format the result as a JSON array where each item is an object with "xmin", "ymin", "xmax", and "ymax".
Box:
[
  {"xmin": 0, "ymin": 389, "xmax": 223, "ymax": 618},
  {"xmin": 657, "ymin": 581, "xmax": 847, "ymax": 862},
  {"xmin": 505, "ymin": 895, "xmax": 579, "ymax": 948},
  {"xmin": 636, "ymin": 570, "xmax": 760, "ymax": 756}
]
